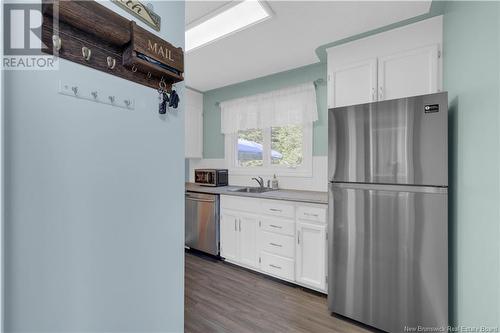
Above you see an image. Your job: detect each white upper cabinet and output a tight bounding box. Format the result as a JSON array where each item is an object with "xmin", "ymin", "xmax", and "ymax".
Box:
[
  {"xmin": 185, "ymin": 88, "xmax": 203, "ymax": 158},
  {"xmin": 378, "ymin": 44, "xmax": 439, "ymax": 101},
  {"xmin": 329, "ymin": 58, "xmax": 377, "ymax": 108},
  {"xmin": 327, "ymin": 16, "xmax": 443, "ymax": 108}
]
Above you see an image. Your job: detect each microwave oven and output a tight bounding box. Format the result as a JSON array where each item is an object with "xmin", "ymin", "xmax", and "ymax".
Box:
[{"xmin": 194, "ymin": 169, "xmax": 228, "ymax": 187}]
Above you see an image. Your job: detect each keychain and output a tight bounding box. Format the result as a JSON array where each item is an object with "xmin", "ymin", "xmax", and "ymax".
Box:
[
  {"xmin": 158, "ymin": 88, "xmax": 165, "ymax": 114},
  {"xmin": 169, "ymin": 90, "xmax": 179, "ymax": 109},
  {"xmin": 158, "ymin": 80, "xmax": 180, "ymax": 114},
  {"xmin": 158, "ymin": 88, "xmax": 169, "ymax": 114},
  {"xmin": 158, "ymin": 79, "xmax": 169, "ymax": 114}
]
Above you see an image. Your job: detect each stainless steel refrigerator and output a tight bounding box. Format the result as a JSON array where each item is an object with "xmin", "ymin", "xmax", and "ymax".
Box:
[{"xmin": 328, "ymin": 92, "xmax": 448, "ymax": 333}]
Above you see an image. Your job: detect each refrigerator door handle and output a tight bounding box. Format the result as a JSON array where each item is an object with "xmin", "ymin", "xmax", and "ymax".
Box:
[{"xmin": 331, "ymin": 182, "xmax": 447, "ymax": 194}]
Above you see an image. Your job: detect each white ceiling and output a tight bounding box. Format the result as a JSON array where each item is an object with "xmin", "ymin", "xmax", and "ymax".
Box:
[
  {"xmin": 185, "ymin": 1, "xmax": 431, "ymax": 92},
  {"xmin": 186, "ymin": 1, "xmax": 230, "ymax": 26}
]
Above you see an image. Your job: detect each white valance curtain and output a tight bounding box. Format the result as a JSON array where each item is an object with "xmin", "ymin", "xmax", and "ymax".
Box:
[{"xmin": 219, "ymin": 82, "xmax": 318, "ymax": 134}]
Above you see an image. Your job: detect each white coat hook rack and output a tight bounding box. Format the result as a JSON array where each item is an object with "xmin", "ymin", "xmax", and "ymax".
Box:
[{"xmin": 58, "ymin": 81, "xmax": 135, "ymax": 110}]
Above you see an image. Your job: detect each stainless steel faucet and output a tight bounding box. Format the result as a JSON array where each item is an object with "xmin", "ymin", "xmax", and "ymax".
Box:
[{"xmin": 252, "ymin": 176, "xmax": 264, "ymax": 189}]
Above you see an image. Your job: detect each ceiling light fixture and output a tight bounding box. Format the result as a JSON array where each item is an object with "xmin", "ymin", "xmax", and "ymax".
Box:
[{"xmin": 185, "ymin": 1, "xmax": 273, "ymax": 53}]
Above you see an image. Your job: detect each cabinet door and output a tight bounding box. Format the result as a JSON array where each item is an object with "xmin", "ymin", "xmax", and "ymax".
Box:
[
  {"xmin": 329, "ymin": 58, "xmax": 377, "ymax": 108},
  {"xmin": 220, "ymin": 211, "xmax": 238, "ymax": 261},
  {"xmin": 296, "ymin": 222, "xmax": 326, "ymax": 291},
  {"xmin": 238, "ymin": 214, "xmax": 259, "ymax": 268},
  {"xmin": 185, "ymin": 89, "xmax": 203, "ymax": 158},
  {"xmin": 377, "ymin": 44, "xmax": 439, "ymax": 101}
]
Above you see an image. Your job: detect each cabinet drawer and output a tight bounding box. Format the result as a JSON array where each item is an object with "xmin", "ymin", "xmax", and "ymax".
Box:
[
  {"xmin": 221, "ymin": 195, "xmax": 260, "ymax": 213},
  {"xmin": 261, "ymin": 217, "xmax": 295, "ymax": 236},
  {"xmin": 261, "ymin": 200, "xmax": 294, "ymax": 218},
  {"xmin": 260, "ymin": 252, "xmax": 294, "ymax": 281},
  {"xmin": 297, "ymin": 205, "xmax": 327, "ymax": 223},
  {"xmin": 260, "ymin": 231, "xmax": 294, "ymax": 258}
]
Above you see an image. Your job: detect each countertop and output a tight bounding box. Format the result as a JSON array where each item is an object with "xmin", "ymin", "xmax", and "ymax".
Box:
[{"xmin": 185, "ymin": 183, "xmax": 328, "ymax": 205}]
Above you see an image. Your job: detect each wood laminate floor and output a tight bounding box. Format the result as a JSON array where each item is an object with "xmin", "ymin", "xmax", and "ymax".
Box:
[{"xmin": 185, "ymin": 252, "xmax": 376, "ymax": 333}]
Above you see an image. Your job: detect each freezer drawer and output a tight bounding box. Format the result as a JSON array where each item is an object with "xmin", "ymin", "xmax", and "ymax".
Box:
[
  {"xmin": 328, "ymin": 183, "xmax": 447, "ymax": 333},
  {"xmin": 329, "ymin": 92, "xmax": 448, "ymax": 186},
  {"xmin": 185, "ymin": 192, "xmax": 220, "ymax": 255}
]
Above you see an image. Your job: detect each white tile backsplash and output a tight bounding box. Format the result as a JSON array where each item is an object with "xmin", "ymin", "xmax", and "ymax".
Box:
[{"xmin": 187, "ymin": 156, "xmax": 328, "ymax": 192}]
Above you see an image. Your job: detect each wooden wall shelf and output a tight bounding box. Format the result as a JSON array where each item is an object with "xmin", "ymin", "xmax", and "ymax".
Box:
[{"xmin": 42, "ymin": 0, "xmax": 184, "ymax": 91}]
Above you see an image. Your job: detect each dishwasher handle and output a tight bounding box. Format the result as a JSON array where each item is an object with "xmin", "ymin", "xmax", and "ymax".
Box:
[{"xmin": 185, "ymin": 193, "xmax": 216, "ymax": 203}]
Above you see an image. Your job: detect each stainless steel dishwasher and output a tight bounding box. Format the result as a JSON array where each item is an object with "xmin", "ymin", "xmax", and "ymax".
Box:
[{"xmin": 185, "ymin": 191, "xmax": 220, "ymax": 256}]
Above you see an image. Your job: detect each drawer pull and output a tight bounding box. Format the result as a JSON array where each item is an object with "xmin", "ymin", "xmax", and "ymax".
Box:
[
  {"xmin": 269, "ymin": 242, "xmax": 282, "ymax": 247},
  {"xmin": 270, "ymin": 264, "xmax": 282, "ymax": 269},
  {"xmin": 269, "ymin": 208, "xmax": 282, "ymax": 212},
  {"xmin": 269, "ymin": 224, "xmax": 282, "ymax": 229},
  {"xmin": 304, "ymin": 212, "xmax": 319, "ymax": 217}
]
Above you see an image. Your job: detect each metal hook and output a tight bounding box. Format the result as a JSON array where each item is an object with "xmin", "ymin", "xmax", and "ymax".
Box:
[
  {"xmin": 131, "ymin": 64, "xmax": 137, "ymax": 73},
  {"xmin": 147, "ymin": 72, "xmax": 152, "ymax": 79},
  {"xmin": 82, "ymin": 46, "xmax": 91, "ymax": 61},
  {"xmin": 159, "ymin": 77, "xmax": 167, "ymax": 91},
  {"xmin": 106, "ymin": 56, "xmax": 116, "ymax": 70}
]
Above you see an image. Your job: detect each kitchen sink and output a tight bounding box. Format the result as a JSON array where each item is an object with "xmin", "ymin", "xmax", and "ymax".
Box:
[{"xmin": 229, "ymin": 187, "xmax": 275, "ymax": 193}]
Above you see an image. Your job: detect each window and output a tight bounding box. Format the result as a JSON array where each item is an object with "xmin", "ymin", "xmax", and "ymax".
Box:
[
  {"xmin": 227, "ymin": 124, "xmax": 312, "ymax": 177},
  {"xmin": 220, "ymin": 82, "xmax": 317, "ymax": 177},
  {"xmin": 238, "ymin": 129, "xmax": 264, "ymax": 167},
  {"xmin": 271, "ymin": 125, "xmax": 303, "ymax": 168}
]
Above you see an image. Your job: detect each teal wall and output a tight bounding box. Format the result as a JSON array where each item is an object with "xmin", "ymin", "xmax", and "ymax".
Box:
[
  {"xmin": 443, "ymin": 1, "xmax": 500, "ymax": 327},
  {"xmin": 203, "ymin": 63, "xmax": 327, "ymax": 158},
  {"xmin": 3, "ymin": 1, "xmax": 185, "ymax": 331}
]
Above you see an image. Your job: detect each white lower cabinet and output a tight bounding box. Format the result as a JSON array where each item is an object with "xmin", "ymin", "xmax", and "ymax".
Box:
[
  {"xmin": 295, "ymin": 221, "xmax": 327, "ymax": 291},
  {"xmin": 220, "ymin": 195, "xmax": 327, "ymax": 293},
  {"xmin": 239, "ymin": 214, "xmax": 259, "ymax": 268},
  {"xmin": 260, "ymin": 251, "xmax": 295, "ymax": 281},
  {"xmin": 220, "ymin": 211, "xmax": 239, "ymax": 261},
  {"xmin": 220, "ymin": 210, "xmax": 258, "ymax": 269},
  {"xmin": 260, "ymin": 230, "xmax": 295, "ymax": 258}
]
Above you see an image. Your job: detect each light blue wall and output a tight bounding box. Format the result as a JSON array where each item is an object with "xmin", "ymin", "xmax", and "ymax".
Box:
[
  {"xmin": 443, "ymin": 1, "xmax": 500, "ymax": 327},
  {"xmin": 203, "ymin": 63, "xmax": 327, "ymax": 158},
  {"xmin": 3, "ymin": 1, "xmax": 185, "ymax": 331}
]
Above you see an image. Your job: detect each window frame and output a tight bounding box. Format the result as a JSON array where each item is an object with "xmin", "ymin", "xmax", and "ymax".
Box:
[{"xmin": 225, "ymin": 123, "xmax": 313, "ymax": 177}]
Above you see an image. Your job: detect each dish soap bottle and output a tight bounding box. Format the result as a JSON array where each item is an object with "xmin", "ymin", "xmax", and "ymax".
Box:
[{"xmin": 271, "ymin": 174, "xmax": 279, "ymax": 190}]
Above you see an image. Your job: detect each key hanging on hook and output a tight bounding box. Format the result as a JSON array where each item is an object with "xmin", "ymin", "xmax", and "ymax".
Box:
[
  {"xmin": 169, "ymin": 90, "xmax": 179, "ymax": 109},
  {"xmin": 158, "ymin": 77, "xmax": 169, "ymax": 114}
]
